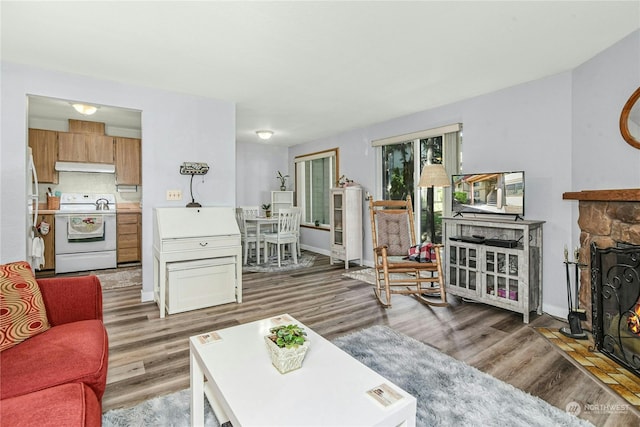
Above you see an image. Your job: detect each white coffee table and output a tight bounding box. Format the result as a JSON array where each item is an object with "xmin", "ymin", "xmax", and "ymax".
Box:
[{"xmin": 189, "ymin": 314, "xmax": 417, "ymax": 426}]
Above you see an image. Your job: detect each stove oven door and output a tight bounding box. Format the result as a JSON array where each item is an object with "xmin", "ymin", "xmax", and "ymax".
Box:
[{"xmin": 55, "ymin": 213, "xmax": 117, "ymax": 273}]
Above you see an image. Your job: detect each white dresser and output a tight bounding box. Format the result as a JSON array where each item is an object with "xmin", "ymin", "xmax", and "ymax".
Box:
[{"xmin": 153, "ymin": 207, "xmax": 242, "ymax": 318}]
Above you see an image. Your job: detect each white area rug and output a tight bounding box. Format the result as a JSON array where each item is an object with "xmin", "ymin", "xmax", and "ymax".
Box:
[
  {"xmin": 242, "ymin": 252, "xmax": 316, "ymax": 273},
  {"xmin": 342, "ymin": 267, "xmax": 413, "ymax": 285},
  {"xmin": 103, "ymin": 326, "xmax": 592, "ymax": 427}
]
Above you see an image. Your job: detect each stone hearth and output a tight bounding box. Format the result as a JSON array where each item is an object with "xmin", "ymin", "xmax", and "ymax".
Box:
[{"xmin": 563, "ymin": 189, "xmax": 640, "ymax": 330}]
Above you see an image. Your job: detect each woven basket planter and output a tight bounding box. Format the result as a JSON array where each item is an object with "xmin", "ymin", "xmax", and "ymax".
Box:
[{"xmin": 264, "ymin": 335, "xmax": 310, "ymax": 374}]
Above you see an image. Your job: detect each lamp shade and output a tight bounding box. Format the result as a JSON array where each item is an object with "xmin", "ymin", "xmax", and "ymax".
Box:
[{"xmin": 418, "ymin": 164, "xmax": 450, "ymax": 188}]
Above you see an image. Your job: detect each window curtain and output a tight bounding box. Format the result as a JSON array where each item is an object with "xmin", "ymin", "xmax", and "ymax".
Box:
[{"xmin": 442, "ymin": 130, "xmax": 461, "ymax": 217}]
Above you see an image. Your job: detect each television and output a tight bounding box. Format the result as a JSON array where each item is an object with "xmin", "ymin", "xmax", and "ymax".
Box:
[{"xmin": 451, "ymin": 171, "xmax": 525, "ymax": 218}]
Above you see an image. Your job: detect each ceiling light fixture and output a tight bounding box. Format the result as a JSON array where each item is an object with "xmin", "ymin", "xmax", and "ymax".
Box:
[
  {"xmin": 256, "ymin": 130, "xmax": 274, "ymax": 140},
  {"xmin": 71, "ymin": 103, "xmax": 98, "ymax": 116}
]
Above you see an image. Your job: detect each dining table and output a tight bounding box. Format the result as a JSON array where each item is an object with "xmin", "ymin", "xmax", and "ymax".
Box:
[{"xmin": 244, "ymin": 216, "xmax": 278, "ymax": 264}]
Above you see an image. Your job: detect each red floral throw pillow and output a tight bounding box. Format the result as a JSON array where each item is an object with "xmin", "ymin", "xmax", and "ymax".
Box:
[{"xmin": 0, "ymin": 261, "xmax": 50, "ymax": 352}]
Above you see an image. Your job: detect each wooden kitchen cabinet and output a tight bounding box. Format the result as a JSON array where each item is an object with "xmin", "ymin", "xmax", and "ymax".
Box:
[
  {"xmin": 117, "ymin": 212, "xmax": 141, "ymax": 263},
  {"xmin": 68, "ymin": 119, "xmax": 105, "ymax": 135},
  {"xmin": 114, "ymin": 137, "xmax": 141, "ymax": 185},
  {"xmin": 58, "ymin": 133, "xmax": 114, "ymax": 163},
  {"xmin": 28, "ymin": 129, "xmax": 58, "ymax": 184}
]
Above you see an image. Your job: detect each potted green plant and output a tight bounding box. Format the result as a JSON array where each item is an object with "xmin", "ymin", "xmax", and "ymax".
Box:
[
  {"xmin": 276, "ymin": 171, "xmax": 289, "ymax": 191},
  {"xmin": 261, "ymin": 203, "xmax": 272, "ymax": 217},
  {"xmin": 264, "ymin": 324, "xmax": 309, "ymax": 374}
]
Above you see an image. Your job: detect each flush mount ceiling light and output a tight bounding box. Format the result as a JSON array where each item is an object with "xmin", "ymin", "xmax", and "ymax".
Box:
[
  {"xmin": 71, "ymin": 103, "xmax": 98, "ymax": 116},
  {"xmin": 256, "ymin": 130, "xmax": 274, "ymax": 140}
]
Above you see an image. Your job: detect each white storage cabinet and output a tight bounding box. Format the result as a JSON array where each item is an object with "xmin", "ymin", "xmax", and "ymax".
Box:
[
  {"xmin": 271, "ymin": 191, "xmax": 294, "ymax": 214},
  {"xmin": 330, "ymin": 186, "xmax": 363, "ymax": 269},
  {"xmin": 153, "ymin": 207, "xmax": 242, "ymax": 317}
]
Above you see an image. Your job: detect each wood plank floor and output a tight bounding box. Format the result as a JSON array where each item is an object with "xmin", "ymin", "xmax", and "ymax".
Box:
[{"xmin": 101, "ymin": 254, "xmax": 640, "ymax": 426}]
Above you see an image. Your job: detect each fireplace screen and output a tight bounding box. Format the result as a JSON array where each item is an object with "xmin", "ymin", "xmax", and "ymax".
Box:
[{"xmin": 591, "ymin": 243, "xmax": 640, "ymax": 376}]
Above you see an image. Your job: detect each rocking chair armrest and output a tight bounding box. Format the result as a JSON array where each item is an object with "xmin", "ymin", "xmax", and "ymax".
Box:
[{"xmin": 373, "ymin": 245, "xmax": 389, "ymax": 256}]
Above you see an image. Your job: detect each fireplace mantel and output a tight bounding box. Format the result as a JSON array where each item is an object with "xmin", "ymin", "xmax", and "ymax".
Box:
[{"xmin": 563, "ymin": 188, "xmax": 640, "ymax": 202}]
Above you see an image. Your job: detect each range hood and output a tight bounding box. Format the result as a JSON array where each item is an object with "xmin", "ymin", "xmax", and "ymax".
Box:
[{"xmin": 55, "ymin": 161, "xmax": 115, "ymax": 173}]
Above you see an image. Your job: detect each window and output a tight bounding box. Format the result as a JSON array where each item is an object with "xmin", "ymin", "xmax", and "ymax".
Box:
[
  {"xmin": 295, "ymin": 148, "xmax": 339, "ymax": 227},
  {"xmin": 374, "ymin": 125, "xmax": 461, "ymax": 243}
]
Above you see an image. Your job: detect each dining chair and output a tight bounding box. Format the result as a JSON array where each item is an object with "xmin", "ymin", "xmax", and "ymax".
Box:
[
  {"xmin": 240, "ymin": 206, "xmax": 260, "ymax": 218},
  {"xmin": 290, "ymin": 206, "xmax": 302, "ymax": 257},
  {"xmin": 236, "ymin": 207, "xmax": 261, "ymax": 265},
  {"xmin": 241, "ymin": 205, "xmax": 266, "ymax": 233},
  {"xmin": 263, "ymin": 208, "xmax": 300, "ymax": 267}
]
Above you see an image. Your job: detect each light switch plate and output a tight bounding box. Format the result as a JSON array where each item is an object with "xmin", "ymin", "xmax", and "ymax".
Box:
[{"xmin": 166, "ymin": 190, "xmax": 182, "ymax": 201}]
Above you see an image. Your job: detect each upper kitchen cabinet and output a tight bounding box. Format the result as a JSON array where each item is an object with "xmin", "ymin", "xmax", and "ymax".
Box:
[
  {"xmin": 68, "ymin": 119, "xmax": 105, "ymax": 135},
  {"xmin": 58, "ymin": 133, "xmax": 114, "ymax": 163},
  {"xmin": 114, "ymin": 137, "xmax": 141, "ymax": 185},
  {"xmin": 28, "ymin": 129, "xmax": 58, "ymax": 184}
]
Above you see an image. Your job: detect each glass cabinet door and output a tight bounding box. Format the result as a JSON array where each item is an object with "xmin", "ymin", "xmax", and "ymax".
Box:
[
  {"xmin": 448, "ymin": 244, "xmax": 477, "ymax": 292},
  {"xmin": 485, "ymin": 250, "xmax": 519, "ymax": 303},
  {"xmin": 332, "ymin": 193, "xmax": 343, "ymax": 245}
]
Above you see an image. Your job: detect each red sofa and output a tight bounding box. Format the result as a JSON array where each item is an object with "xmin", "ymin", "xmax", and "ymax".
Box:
[{"xmin": 1, "ymin": 275, "xmax": 108, "ymax": 426}]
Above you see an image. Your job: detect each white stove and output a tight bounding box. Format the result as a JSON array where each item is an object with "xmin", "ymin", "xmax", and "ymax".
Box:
[
  {"xmin": 58, "ymin": 193, "xmax": 117, "ymax": 214},
  {"xmin": 55, "ymin": 193, "xmax": 118, "ymax": 274}
]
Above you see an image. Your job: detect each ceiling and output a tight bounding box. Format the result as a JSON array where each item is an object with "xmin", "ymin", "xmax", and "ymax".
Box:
[{"xmin": 2, "ymin": 1, "xmax": 639, "ymax": 147}]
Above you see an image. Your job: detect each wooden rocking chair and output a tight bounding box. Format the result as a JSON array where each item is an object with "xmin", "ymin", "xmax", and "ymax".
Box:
[{"xmin": 369, "ymin": 196, "xmax": 447, "ymax": 308}]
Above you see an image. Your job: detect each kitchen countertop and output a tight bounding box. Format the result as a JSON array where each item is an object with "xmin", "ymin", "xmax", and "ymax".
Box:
[{"xmin": 36, "ymin": 203, "xmax": 141, "ymax": 214}]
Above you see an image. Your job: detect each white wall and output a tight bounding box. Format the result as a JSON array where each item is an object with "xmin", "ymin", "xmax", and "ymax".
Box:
[
  {"xmin": 0, "ymin": 61, "xmax": 235, "ymax": 301},
  {"xmin": 289, "ymin": 30, "xmax": 640, "ymax": 319},
  {"xmin": 236, "ymin": 141, "xmax": 289, "ymax": 208},
  {"xmin": 572, "ymin": 31, "xmax": 640, "ymax": 192},
  {"xmin": 569, "ymin": 30, "xmax": 640, "ymax": 253}
]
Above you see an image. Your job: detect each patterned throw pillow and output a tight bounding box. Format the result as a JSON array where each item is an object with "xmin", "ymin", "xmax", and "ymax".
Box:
[{"xmin": 0, "ymin": 261, "xmax": 50, "ymax": 352}]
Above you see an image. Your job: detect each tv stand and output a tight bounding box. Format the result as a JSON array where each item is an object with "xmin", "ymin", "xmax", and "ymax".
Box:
[
  {"xmin": 442, "ymin": 217, "xmax": 544, "ymax": 323},
  {"xmin": 452, "ymin": 212, "xmax": 524, "ymax": 221}
]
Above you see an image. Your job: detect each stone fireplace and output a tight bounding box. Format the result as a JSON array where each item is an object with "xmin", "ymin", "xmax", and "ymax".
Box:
[
  {"xmin": 591, "ymin": 243, "xmax": 640, "ymax": 375},
  {"xmin": 563, "ymin": 189, "xmax": 640, "ymax": 330}
]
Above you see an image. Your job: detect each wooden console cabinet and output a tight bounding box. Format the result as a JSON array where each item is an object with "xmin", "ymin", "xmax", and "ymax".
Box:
[{"xmin": 442, "ymin": 217, "xmax": 544, "ymax": 323}]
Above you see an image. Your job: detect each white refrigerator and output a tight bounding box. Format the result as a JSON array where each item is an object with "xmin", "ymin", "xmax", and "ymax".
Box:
[{"xmin": 27, "ymin": 147, "xmax": 43, "ymax": 270}]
